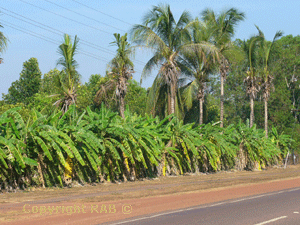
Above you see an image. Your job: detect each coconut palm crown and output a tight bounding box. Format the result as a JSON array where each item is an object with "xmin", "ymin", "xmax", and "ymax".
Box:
[
  {"xmin": 255, "ymin": 25, "xmax": 283, "ymax": 137},
  {"xmin": 131, "ymin": 4, "xmax": 214, "ymax": 118},
  {"xmin": 243, "ymin": 35, "xmax": 261, "ymax": 128},
  {"xmin": 179, "ymin": 19, "xmax": 220, "ymax": 124},
  {"xmin": 202, "ymin": 8, "xmax": 245, "ymax": 127},
  {"xmin": 54, "ymin": 34, "xmax": 80, "ymax": 113},
  {"xmin": 95, "ymin": 33, "xmax": 134, "ymax": 118}
]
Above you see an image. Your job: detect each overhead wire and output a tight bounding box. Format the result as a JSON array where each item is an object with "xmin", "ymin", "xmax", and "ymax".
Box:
[
  {"xmin": 0, "ymin": 20, "xmax": 111, "ymax": 64},
  {"xmin": 43, "ymin": 0, "xmax": 126, "ymax": 33},
  {"xmin": 2, "ymin": 21, "xmax": 59, "ymax": 46},
  {"xmin": 18, "ymin": 0, "xmax": 111, "ymax": 35},
  {"xmin": 14, "ymin": 1, "xmax": 147, "ymax": 66},
  {"xmin": 2, "ymin": 20, "xmax": 143, "ymax": 74},
  {"xmin": 70, "ymin": 0, "xmax": 132, "ymax": 26},
  {"xmin": 1, "ymin": 10, "xmax": 113, "ymax": 57},
  {"xmin": 1, "ymin": 6, "xmax": 146, "ymax": 67}
]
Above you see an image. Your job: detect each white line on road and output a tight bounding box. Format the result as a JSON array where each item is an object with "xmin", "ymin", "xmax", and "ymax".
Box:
[
  {"xmin": 294, "ymin": 211, "xmax": 299, "ymax": 214},
  {"xmin": 109, "ymin": 187, "xmax": 300, "ymax": 225},
  {"xmin": 254, "ymin": 216, "xmax": 287, "ymax": 225}
]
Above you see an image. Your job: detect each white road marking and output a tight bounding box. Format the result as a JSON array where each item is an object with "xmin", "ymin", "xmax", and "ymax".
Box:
[
  {"xmin": 109, "ymin": 187, "xmax": 300, "ymax": 225},
  {"xmin": 254, "ymin": 216, "xmax": 287, "ymax": 225},
  {"xmin": 294, "ymin": 211, "xmax": 299, "ymax": 214}
]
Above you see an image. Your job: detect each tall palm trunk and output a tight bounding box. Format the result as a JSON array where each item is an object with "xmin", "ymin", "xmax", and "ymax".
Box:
[
  {"xmin": 219, "ymin": 60, "xmax": 228, "ymax": 128},
  {"xmin": 170, "ymin": 88, "xmax": 176, "ymax": 115},
  {"xmin": 166, "ymin": 81, "xmax": 176, "ymax": 116},
  {"xmin": 167, "ymin": 91, "xmax": 171, "ymax": 116},
  {"xmin": 245, "ymin": 75, "xmax": 258, "ymax": 128},
  {"xmin": 167, "ymin": 87, "xmax": 175, "ymax": 120},
  {"xmin": 165, "ymin": 64, "xmax": 178, "ymax": 116},
  {"xmin": 169, "ymin": 69, "xmax": 177, "ymax": 115},
  {"xmin": 263, "ymin": 79, "xmax": 272, "ymax": 138},
  {"xmin": 198, "ymin": 88, "xmax": 205, "ymax": 125},
  {"xmin": 117, "ymin": 76, "xmax": 127, "ymax": 118},
  {"xmin": 250, "ymin": 96, "xmax": 254, "ymax": 128},
  {"xmin": 119, "ymin": 95, "xmax": 125, "ymax": 118},
  {"xmin": 199, "ymin": 98, "xmax": 204, "ymax": 125},
  {"xmin": 264, "ymin": 95, "xmax": 268, "ymax": 138},
  {"xmin": 220, "ymin": 75, "xmax": 224, "ymax": 127}
]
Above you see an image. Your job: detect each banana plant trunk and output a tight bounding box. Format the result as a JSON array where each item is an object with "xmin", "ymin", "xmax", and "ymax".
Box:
[
  {"xmin": 161, "ymin": 140, "xmax": 172, "ymax": 176},
  {"xmin": 37, "ymin": 153, "xmax": 45, "ymax": 188},
  {"xmin": 264, "ymin": 98, "xmax": 268, "ymax": 138},
  {"xmin": 220, "ymin": 75, "xmax": 224, "ymax": 128},
  {"xmin": 250, "ymin": 96, "xmax": 254, "ymax": 128}
]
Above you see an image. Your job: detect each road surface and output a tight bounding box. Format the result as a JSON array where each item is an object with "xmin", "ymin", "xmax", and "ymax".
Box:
[
  {"xmin": 2, "ymin": 171, "xmax": 300, "ymax": 225},
  {"xmin": 108, "ymin": 187, "xmax": 300, "ymax": 225}
]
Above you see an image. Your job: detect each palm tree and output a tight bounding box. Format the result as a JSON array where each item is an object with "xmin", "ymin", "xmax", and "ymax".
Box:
[
  {"xmin": 201, "ymin": 8, "xmax": 245, "ymax": 127},
  {"xmin": 0, "ymin": 22, "xmax": 8, "ymax": 64},
  {"xmin": 255, "ymin": 26, "xmax": 283, "ymax": 137},
  {"xmin": 180, "ymin": 19, "xmax": 220, "ymax": 124},
  {"xmin": 243, "ymin": 35, "xmax": 261, "ymax": 128},
  {"xmin": 131, "ymin": 4, "xmax": 209, "ymax": 117},
  {"xmin": 54, "ymin": 34, "xmax": 80, "ymax": 113},
  {"xmin": 95, "ymin": 33, "xmax": 134, "ymax": 118}
]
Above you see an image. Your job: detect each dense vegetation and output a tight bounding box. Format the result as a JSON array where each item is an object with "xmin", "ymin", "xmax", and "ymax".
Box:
[
  {"xmin": 0, "ymin": 4, "xmax": 299, "ymax": 190},
  {"xmin": 0, "ymin": 105, "xmax": 292, "ymax": 189}
]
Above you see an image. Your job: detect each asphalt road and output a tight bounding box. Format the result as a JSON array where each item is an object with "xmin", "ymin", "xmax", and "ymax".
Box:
[{"xmin": 106, "ymin": 187, "xmax": 300, "ymax": 225}]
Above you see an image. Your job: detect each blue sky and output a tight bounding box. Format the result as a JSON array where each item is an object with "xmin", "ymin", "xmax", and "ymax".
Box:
[{"xmin": 1, "ymin": 0, "xmax": 300, "ymax": 98}]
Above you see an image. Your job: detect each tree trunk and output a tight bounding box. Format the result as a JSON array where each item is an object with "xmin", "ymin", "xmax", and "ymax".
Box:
[
  {"xmin": 220, "ymin": 75, "xmax": 224, "ymax": 128},
  {"xmin": 167, "ymin": 92, "xmax": 171, "ymax": 116},
  {"xmin": 250, "ymin": 96, "xmax": 254, "ymax": 128},
  {"xmin": 170, "ymin": 87, "xmax": 175, "ymax": 115},
  {"xmin": 264, "ymin": 98, "xmax": 268, "ymax": 138},
  {"xmin": 119, "ymin": 95, "xmax": 125, "ymax": 118},
  {"xmin": 198, "ymin": 87, "xmax": 205, "ymax": 125},
  {"xmin": 199, "ymin": 98, "xmax": 203, "ymax": 125}
]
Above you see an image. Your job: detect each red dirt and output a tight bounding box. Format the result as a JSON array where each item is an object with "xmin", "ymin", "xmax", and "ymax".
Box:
[{"xmin": 1, "ymin": 176, "xmax": 300, "ymax": 225}]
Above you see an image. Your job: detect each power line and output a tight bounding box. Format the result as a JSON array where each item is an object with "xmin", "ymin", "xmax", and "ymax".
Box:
[
  {"xmin": 3, "ymin": 20, "xmax": 144, "ymax": 76},
  {"xmin": 1, "ymin": 20, "xmax": 144, "ymax": 74},
  {"xmin": 2, "ymin": 9, "xmax": 113, "ymax": 56},
  {"xmin": 43, "ymin": 0, "xmax": 126, "ymax": 33},
  {"xmin": 3, "ymin": 3, "xmax": 147, "ymax": 66},
  {"xmin": 70, "ymin": 0, "xmax": 132, "ymax": 26},
  {"xmin": 1, "ymin": 20, "xmax": 110, "ymax": 63},
  {"xmin": 1, "ymin": 8, "xmax": 131, "ymax": 62},
  {"xmin": 18, "ymin": 0, "xmax": 111, "ymax": 35},
  {"xmin": 2, "ymin": 11, "xmax": 61, "ymax": 36},
  {"xmin": 2, "ymin": 22, "xmax": 58, "ymax": 46}
]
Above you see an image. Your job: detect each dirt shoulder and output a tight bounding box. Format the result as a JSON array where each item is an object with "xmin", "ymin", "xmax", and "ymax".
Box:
[{"xmin": 1, "ymin": 165, "xmax": 300, "ymax": 224}]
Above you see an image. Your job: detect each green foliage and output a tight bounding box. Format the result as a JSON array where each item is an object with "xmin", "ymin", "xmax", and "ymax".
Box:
[
  {"xmin": 54, "ymin": 34, "xmax": 80, "ymax": 113},
  {"xmin": 125, "ymin": 80, "xmax": 147, "ymax": 116},
  {"xmin": 95, "ymin": 33, "xmax": 134, "ymax": 118},
  {"xmin": 27, "ymin": 92, "xmax": 58, "ymax": 116},
  {"xmin": 76, "ymin": 84, "xmax": 93, "ymax": 112},
  {"xmin": 0, "ymin": 105, "xmax": 291, "ymax": 190},
  {"xmin": 1, "ymin": 6, "xmax": 300, "ymax": 190},
  {"xmin": 40, "ymin": 69, "xmax": 62, "ymax": 95},
  {"xmin": 3, "ymin": 58, "xmax": 42, "ymax": 105}
]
